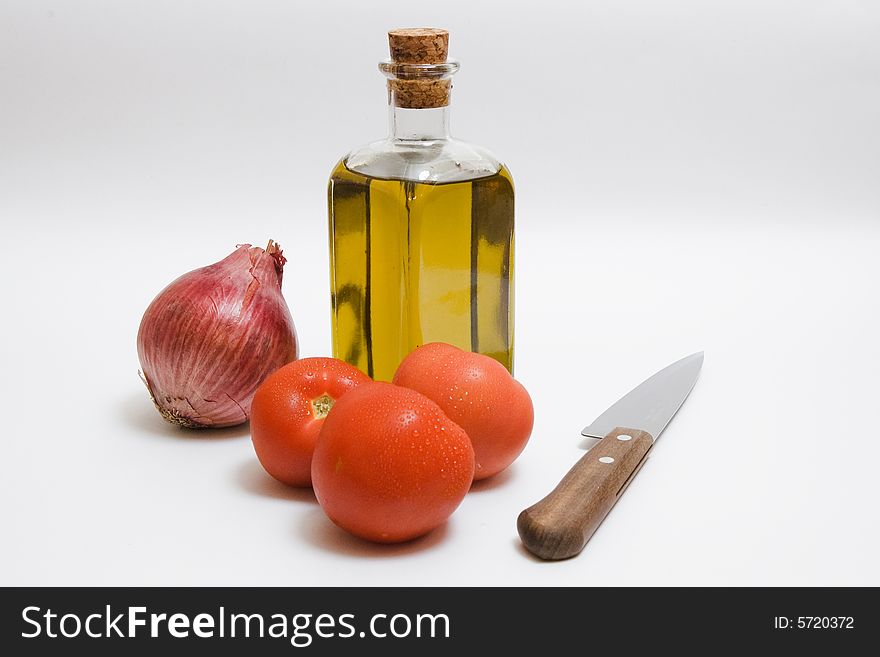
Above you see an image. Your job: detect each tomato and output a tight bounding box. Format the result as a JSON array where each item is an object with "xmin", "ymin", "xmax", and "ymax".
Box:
[
  {"xmin": 393, "ymin": 342, "xmax": 534, "ymax": 480},
  {"xmin": 311, "ymin": 382, "xmax": 474, "ymax": 543},
  {"xmin": 250, "ymin": 357, "xmax": 370, "ymax": 487}
]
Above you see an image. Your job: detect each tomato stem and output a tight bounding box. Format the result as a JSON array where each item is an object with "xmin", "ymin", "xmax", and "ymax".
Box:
[{"xmin": 311, "ymin": 393, "xmax": 335, "ymax": 419}]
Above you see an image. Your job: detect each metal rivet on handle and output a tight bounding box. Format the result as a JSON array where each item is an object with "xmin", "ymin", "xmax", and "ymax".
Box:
[
  {"xmin": 599, "ymin": 456, "xmax": 615, "ymax": 464},
  {"xmin": 617, "ymin": 434, "xmax": 632, "ymax": 441}
]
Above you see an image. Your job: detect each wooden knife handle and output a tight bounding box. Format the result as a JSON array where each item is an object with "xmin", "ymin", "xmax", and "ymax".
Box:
[{"xmin": 517, "ymin": 427, "xmax": 653, "ymax": 560}]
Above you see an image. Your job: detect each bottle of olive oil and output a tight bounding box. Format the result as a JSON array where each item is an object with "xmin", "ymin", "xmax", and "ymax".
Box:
[{"xmin": 328, "ymin": 28, "xmax": 514, "ymax": 381}]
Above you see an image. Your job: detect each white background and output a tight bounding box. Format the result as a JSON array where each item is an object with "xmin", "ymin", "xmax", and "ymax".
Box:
[{"xmin": 1, "ymin": 0, "xmax": 878, "ymax": 586}]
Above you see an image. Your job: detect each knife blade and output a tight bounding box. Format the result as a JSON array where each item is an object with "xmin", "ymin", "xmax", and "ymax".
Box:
[{"xmin": 517, "ymin": 352, "xmax": 703, "ymax": 560}]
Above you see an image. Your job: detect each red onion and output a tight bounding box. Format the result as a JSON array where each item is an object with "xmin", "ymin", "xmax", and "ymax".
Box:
[{"xmin": 137, "ymin": 241, "xmax": 299, "ymax": 428}]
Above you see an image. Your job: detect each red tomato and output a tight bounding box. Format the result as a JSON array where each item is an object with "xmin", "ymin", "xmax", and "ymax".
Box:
[
  {"xmin": 393, "ymin": 342, "xmax": 534, "ymax": 480},
  {"xmin": 311, "ymin": 382, "xmax": 474, "ymax": 543},
  {"xmin": 250, "ymin": 357, "xmax": 370, "ymax": 487}
]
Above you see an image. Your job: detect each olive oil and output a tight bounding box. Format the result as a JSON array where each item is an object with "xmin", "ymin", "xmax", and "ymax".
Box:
[
  {"xmin": 329, "ymin": 160, "xmax": 514, "ymax": 381},
  {"xmin": 328, "ymin": 28, "xmax": 515, "ymax": 379}
]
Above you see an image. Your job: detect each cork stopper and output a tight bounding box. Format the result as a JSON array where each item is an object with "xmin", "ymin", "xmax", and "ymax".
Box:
[
  {"xmin": 386, "ymin": 28, "xmax": 452, "ymax": 109},
  {"xmin": 388, "ymin": 28, "xmax": 449, "ymax": 64}
]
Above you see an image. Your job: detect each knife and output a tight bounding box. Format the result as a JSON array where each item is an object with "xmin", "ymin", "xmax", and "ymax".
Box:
[{"xmin": 517, "ymin": 352, "xmax": 703, "ymax": 560}]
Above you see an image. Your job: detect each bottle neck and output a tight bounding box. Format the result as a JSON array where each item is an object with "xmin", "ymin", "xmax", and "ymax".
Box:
[{"xmin": 389, "ymin": 105, "xmax": 451, "ymax": 141}]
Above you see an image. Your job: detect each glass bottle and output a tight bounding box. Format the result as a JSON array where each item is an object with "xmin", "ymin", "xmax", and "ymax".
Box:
[{"xmin": 328, "ymin": 28, "xmax": 514, "ymax": 381}]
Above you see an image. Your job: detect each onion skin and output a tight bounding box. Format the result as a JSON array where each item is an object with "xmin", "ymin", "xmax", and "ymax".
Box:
[{"xmin": 137, "ymin": 241, "xmax": 299, "ymax": 428}]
